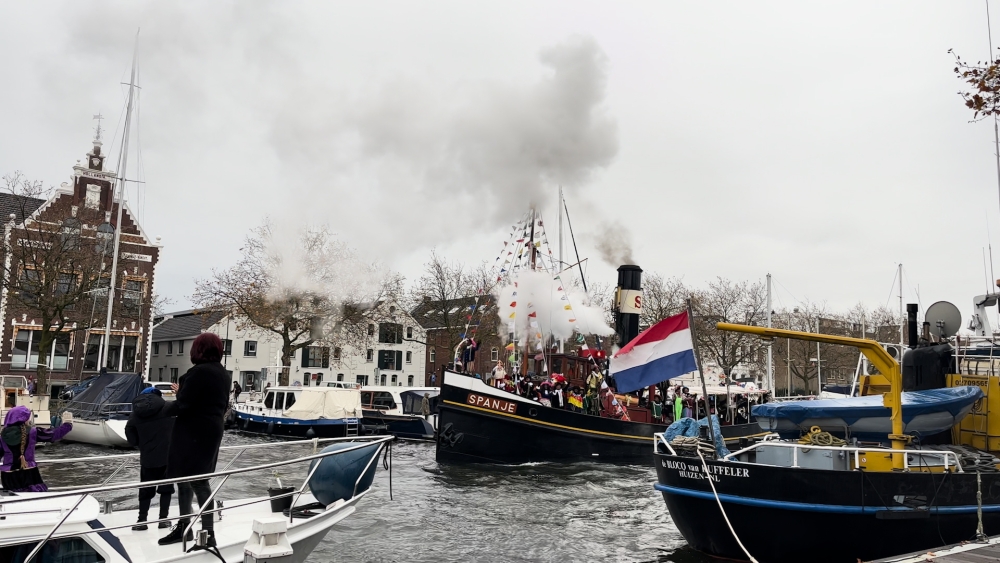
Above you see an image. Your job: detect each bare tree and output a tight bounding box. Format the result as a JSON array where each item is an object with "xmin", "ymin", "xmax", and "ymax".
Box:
[
  {"xmin": 640, "ymin": 273, "xmax": 686, "ymax": 329},
  {"xmin": 0, "ymin": 172, "xmax": 141, "ymax": 393},
  {"xmin": 192, "ymin": 222, "xmax": 397, "ymax": 385},
  {"xmin": 691, "ymin": 278, "xmax": 768, "ymax": 380}
]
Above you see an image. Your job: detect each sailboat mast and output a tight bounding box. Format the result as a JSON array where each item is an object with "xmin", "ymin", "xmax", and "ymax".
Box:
[
  {"xmin": 101, "ymin": 33, "xmax": 139, "ymax": 371},
  {"xmin": 766, "ymin": 273, "xmax": 772, "ymax": 392},
  {"xmin": 898, "ymin": 263, "xmax": 904, "ymax": 350}
]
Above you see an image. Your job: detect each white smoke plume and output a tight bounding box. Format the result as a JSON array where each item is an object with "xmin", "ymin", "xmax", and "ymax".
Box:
[
  {"xmin": 270, "ymin": 35, "xmax": 619, "ymax": 243},
  {"xmin": 495, "ymin": 271, "xmax": 614, "ymax": 349}
]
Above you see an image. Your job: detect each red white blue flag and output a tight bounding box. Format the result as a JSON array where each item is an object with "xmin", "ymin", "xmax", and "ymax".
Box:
[{"xmin": 610, "ymin": 311, "xmax": 697, "ymax": 394}]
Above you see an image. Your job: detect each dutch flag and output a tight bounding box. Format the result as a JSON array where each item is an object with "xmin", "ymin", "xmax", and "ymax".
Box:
[{"xmin": 610, "ymin": 311, "xmax": 698, "ymax": 394}]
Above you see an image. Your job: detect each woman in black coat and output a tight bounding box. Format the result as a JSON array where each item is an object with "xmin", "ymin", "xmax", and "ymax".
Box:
[{"xmin": 158, "ymin": 333, "xmax": 230, "ymax": 547}]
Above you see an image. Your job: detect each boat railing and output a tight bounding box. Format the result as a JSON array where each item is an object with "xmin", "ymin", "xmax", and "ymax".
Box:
[
  {"xmin": 63, "ymin": 401, "xmax": 133, "ymax": 417},
  {"xmin": 719, "ymin": 439, "xmax": 965, "ymax": 473},
  {"xmin": 5, "ymin": 434, "xmax": 393, "ymax": 560},
  {"xmin": 654, "ymin": 432, "xmax": 965, "ymax": 473}
]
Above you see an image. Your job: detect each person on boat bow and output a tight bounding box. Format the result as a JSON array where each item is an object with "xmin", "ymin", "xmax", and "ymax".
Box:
[
  {"xmin": 0, "ymin": 406, "xmax": 73, "ymax": 492},
  {"xmin": 158, "ymin": 333, "xmax": 230, "ymax": 548},
  {"xmin": 126, "ymin": 387, "xmax": 176, "ymax": 531}
]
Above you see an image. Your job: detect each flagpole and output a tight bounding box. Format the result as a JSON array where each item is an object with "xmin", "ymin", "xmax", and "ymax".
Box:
[{"xmin": 686, "ymin": 297, "xmax": 719, "ymax": 456}]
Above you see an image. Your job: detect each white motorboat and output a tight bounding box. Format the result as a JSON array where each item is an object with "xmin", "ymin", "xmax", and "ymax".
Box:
[
  {"xmin": 0, "ymin": 435, "xmax": 392, "ymax": 563},
  {"xmin": 360, "ymin": 386, "xmax": 439, "ymax": 439},
  {"xmin": 62, "ymin": 371, "xmax": 145, "ymax": 447},
  {"xmin": 233, "ymin": 385, "xmax": 363, "ymax": 439}
]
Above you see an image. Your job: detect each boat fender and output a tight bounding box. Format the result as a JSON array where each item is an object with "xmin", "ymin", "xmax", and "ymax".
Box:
[
  {"xmin": 305, "ymin": 427, "xmax": 316, "ymax": 439},
  {"xmin": 267, "ymin": 422, "xmax": 274, "ymax": 435}
]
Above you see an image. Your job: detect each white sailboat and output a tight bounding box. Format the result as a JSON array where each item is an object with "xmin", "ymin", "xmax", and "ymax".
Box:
[{"xmin": 63, "ymin": 36, "xmax": 144, "ymax": 448}]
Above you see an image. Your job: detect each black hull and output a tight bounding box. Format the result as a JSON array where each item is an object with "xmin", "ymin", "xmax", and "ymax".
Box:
[
  {"xmin": 655, "ymin": 450, "xmax": 1000, "ymax": 562},
  {"xmin": 436, "ymin": 371, "xmax": 667, "ymax": 464},
  {"xmin": 361, "ymin": 411, "xmax": 435, "ymax": 440}
]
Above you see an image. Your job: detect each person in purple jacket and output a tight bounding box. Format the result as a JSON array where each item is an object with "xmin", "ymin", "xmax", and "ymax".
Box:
[{"xmin": 0, "ymin": 406, "xmax": 73, "ymax": 492}]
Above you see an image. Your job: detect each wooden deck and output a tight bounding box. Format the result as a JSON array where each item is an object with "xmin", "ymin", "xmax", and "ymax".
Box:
[{"xmin": 873, "ymin": 537, "xmax": 1000, "ymax": 562}]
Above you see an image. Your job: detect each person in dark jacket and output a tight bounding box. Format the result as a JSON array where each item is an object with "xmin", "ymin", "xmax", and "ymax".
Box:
[
  {"xmin": 125, "ymin": 387, "xmax": 175, "ymax": 531},
  {"xmin": 158, "ymin": 333, "xmax": 230, "ymax": 547}
]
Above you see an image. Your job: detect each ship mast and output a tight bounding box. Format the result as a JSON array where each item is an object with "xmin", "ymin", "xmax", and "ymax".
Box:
[
  {"xmin": 100, "ymin": 33, "xmax": 139, "ymax": 371},
  {"xmin": 522, "ymin": 208, "xmax": 537, "ymax": 377}
]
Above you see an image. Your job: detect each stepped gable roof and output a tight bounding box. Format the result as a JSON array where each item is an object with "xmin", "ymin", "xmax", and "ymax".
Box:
[
  {"xmin": 411, "ymin": 295, "xmax": 496, "ymax": 330},
  {"xmin": 0, "ymin": 193, "xmax": 45, "ymax": 224},
  {"xmin": 152, "ymin": 309, "xmax": 227, "ymax": 341}
]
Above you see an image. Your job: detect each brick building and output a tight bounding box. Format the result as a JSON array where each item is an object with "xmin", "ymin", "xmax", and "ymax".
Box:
[
  {"xmin": 0, "ymin": 136, "xmax": 160, "ymax": 394},
  {"xmin": 412, "ymin": 296, "xmax": 502, "ymax": 386}
]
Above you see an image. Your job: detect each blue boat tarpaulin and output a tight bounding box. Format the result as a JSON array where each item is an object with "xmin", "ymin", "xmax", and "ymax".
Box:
[
  {"xmin": 664, "ymin": 415, "xmax": 731, "ymax": 458},
  {"xmin": 751, "ymin": 386, "xmax": 983, "ymax": 426}
]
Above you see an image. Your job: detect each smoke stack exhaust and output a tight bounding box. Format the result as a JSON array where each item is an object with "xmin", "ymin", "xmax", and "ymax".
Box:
[
  {"xmin": 906, "ymin": 303, "xmax": 918, "ymax": 349},
  {"xmin": 614, "ymin": 265, "xmax": 643, "ymax": 348}
]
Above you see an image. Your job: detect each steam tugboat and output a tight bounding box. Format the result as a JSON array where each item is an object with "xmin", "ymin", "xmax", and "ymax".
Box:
[{"xmin": 654, "ymin": 310, "xmax": 1000, "ymax": 563}]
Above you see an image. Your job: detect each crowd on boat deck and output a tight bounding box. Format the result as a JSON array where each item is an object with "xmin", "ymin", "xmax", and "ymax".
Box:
[
  {"xmin": 0, "ymin": 332, "xmax": 231, "ymax": 551},
  {"xmin": 450, "ymin": 355, "xmax": 763, "ymax": 426}
]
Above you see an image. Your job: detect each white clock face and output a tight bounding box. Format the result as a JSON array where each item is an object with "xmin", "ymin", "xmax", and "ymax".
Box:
[{"xmin": 91, "ymin": 158, "xmax": 100, "ymax": 166}]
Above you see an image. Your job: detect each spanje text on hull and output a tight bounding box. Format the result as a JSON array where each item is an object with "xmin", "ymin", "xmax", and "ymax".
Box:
[{"xmin": 653, "ymin": 307, "xmax": 1000, "ymax": 563}]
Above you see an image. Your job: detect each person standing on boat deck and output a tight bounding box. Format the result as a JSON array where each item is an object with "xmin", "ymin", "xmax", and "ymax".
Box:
[
  {"xmin": 158, "ymin": 333, "xmax": 229, "ymax": 547},
  {"xmin": 0, "ymin": 406, "xmax": 73, "ymax": 492},
  {"xmin": 673, "ymin": 386, "xmax": 683, "ymax": 422},
  {"xmin": 125, "ymin": 387, "xmax": 175, "ymax": 531},
  {"xmin": 232, "ymin": 381, "xmax": 242, "ymax": 403},
  {"xmin": 421, "ymin": 393, "xmax": 431, "ymax": 420}
]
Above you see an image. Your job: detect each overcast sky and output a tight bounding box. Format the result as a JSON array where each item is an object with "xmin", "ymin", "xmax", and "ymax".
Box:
[{"xmin": 2, "ymin": 1, "xmax": 999, "ymax": 327}]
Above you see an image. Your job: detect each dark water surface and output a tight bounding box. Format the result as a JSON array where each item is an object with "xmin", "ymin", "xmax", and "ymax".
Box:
[{"xmin": 36, "ymin": 434, "xmax": 706, "ymax": 563}]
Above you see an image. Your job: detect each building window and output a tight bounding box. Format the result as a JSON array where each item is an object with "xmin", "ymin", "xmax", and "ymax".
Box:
[
  {"xmin": 19, "ymin": 268, "xmax": 41, "ymax": 304},
  {"xmin": 391, "ymin": 374, "xmax": 397, "ymax": 385},
  {"xmin": 406, "ymin": 326, "xmax": 413, "ymax": 339},
  {"xmin": 301, "ymin": 346, "xmax": 329, "ymax": 368},
  {"xmin": 378, "ymin": 350, "xmax": 403, "ymax": 370},
  {"xmin": 356, "ymin": 374, "xmax": 369, "ymax": 386},
  {"xmin": 378, "ymin": 323, "xmax": 403, "ymax": 344},
  {"xmin": 177, "ymin": 340, "xmax": 184, "ymax": 354},
  {"xmin": 429, "ymin": 348, "xmax": 436, "ymax": 364},
  {"xmin": 167, "ymin": 341, "xmax": 173, "ymax": 355},
  {"xmin": 55, "ymin": 272, "xmax": 77, "ymax": 296},
  {"xmin": 244, "ymin": 340, "xmax": 257, "ymax": 357},
  {"xmin": 12, "ymin": 330, "xmax": 70, "ymax": 371},
  {"xmin": 123, "ymin": 279, "xmax": 144, "ymax": 314},
  {"xmin": 407, "ymin": 375, "xmax": 414, "ymax": 386},
  {"xmin": 367, "ymin": 324, "xmax": 375, "ymax": 336},
  {"xmin": 405, "ymin": 351, "xmax": 412, "ymax": 364},
  {"xmin": 153, "ymin": 342, "xmax": 160, "ymax": 355},
  {"xmin": 380, "ymin": 374, "xmax": 387, "ymax": 385},
  {"xmin": 82, "ymin": 333, "xmax": 137, "ymax": 372},
  {"xmin": 491, "ymin": 347, "xmax": 499, "ymax": 362},
  {"xmin": 170, "ymin": 368, "xmax": 179, "ymax": 382},
  {"xmin": 333, "ymin": 347, "xmax": 341, "ymax": 360},
  {"xmin": 158, "ymin": 367, "xmax": 164, "ymax": 381},
  {"xmin": 366, "ymin": 349, "xmax": 374, "ymax": 362},
  {"xmin": 337, "ymin": 373, "xmax": 344, "ymax": 381},
  {"xmin": 222, "ymin": 339, "xmax": 232, "ymax": 356}
]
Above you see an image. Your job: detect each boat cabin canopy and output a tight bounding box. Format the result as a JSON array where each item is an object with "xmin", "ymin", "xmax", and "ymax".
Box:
[{"xmin": 281, "ymin": 387, "xmax": 362, "ymax": 420}]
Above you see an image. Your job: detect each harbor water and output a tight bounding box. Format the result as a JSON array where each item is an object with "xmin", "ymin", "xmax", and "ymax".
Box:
[{"xmin": 37, "ymin": 433, "xmax": 705, "ymax": 563}]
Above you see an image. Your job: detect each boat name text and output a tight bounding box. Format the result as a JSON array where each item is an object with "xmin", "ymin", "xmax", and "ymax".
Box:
[
  {"xmin": 661, "ymin": 459, "xmax": 749, "ymax": 480},
  {"xmin": 466, "ymin": 393, "xmax": 517, "ymax": 414}
]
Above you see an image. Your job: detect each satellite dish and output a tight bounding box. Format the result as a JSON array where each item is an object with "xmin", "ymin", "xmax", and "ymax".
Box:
[{"xmin": 925, "ymin": 301, "xmax": 962, "ymax": 338}]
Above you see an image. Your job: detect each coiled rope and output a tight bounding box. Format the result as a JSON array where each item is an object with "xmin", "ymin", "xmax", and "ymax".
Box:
[{"xmin": 798, "ymin": 426, "xmax": 846, "ymax": 447}]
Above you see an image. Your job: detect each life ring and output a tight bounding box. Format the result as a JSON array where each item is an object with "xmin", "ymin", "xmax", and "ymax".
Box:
[{"xmin": 266, "ymin": 421, "xmax": 275, "ymax": 435}]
